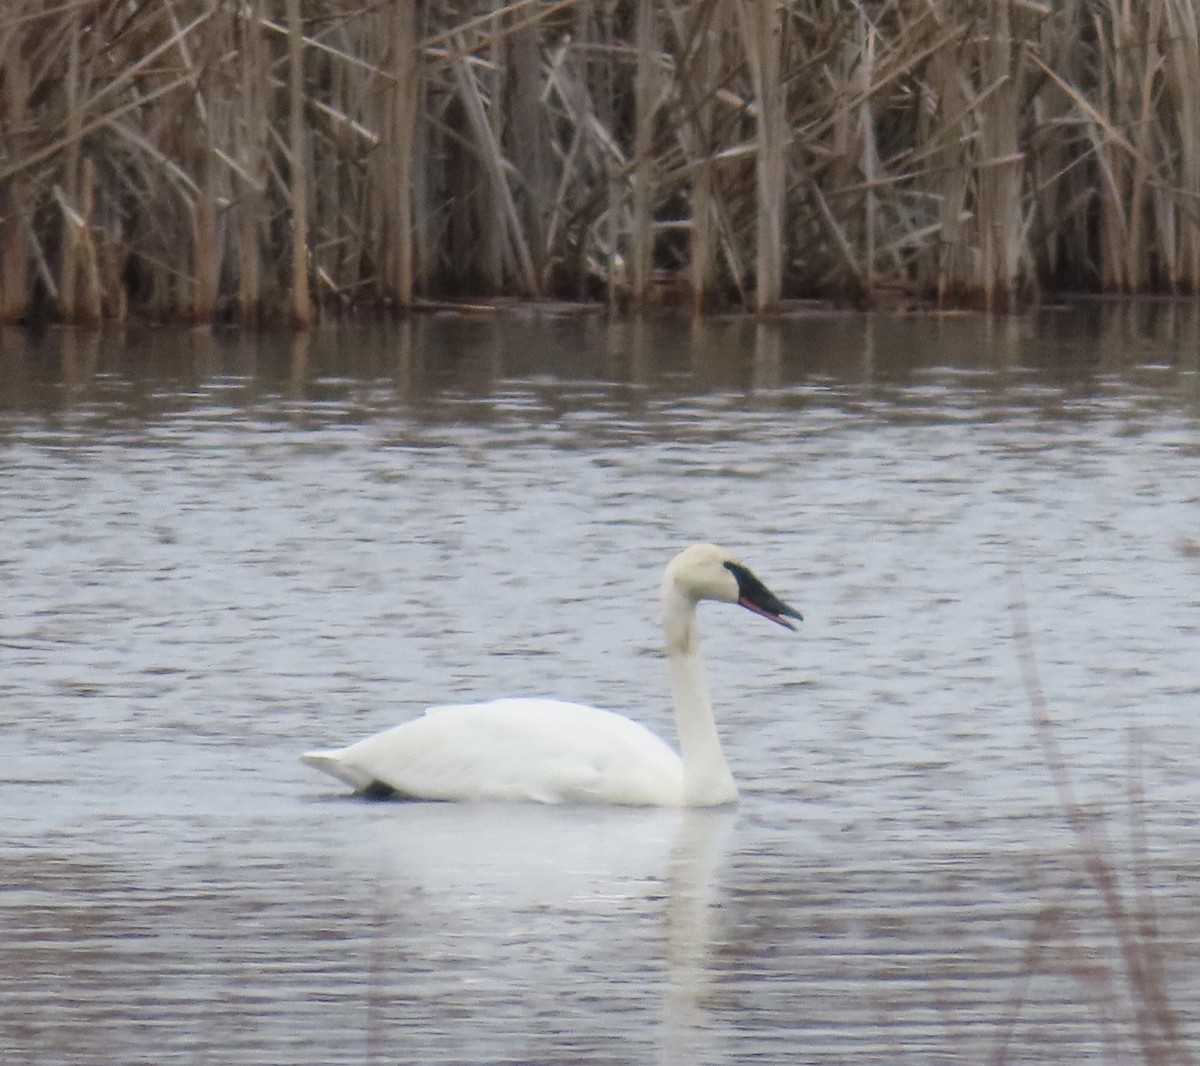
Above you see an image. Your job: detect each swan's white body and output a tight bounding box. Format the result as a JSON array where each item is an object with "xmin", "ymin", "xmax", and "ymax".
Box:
[
  {"xmin": 304, "ymin": 698, "xmax": 685, "ymax": 804},
  {"xmin": 302, "ymin": 543, "xmax": 801, "ymax": 807}
]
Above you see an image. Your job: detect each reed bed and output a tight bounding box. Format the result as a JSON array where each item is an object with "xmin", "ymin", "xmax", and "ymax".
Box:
[{"xmin": 1, "ymin": 0, "xmax": 1199, "ymax": 326}]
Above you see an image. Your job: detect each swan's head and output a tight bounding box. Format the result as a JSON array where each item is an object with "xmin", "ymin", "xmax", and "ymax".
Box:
[{"xmin": 662, "ymin": 543, "xmax": 803, "ymax": 633}]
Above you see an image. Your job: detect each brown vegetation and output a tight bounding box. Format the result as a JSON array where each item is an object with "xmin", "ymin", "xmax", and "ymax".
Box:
[
  {"xmin": 1012, "ymin": 585, "xmax": 1195, "ymax": 1066},
  {"xmin": 1, "ymin": 1, "xmax": 1199, "ymax": 326}
]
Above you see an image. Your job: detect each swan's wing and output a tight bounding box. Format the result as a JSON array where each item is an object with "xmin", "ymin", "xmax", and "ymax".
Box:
[{"xmin": 306, "ymin": 698, "xmax": 683, "ymax": 805}]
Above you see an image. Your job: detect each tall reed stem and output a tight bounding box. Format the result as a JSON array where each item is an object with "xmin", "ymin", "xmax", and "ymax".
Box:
[{"xmin": 286, "ymin": 0, "xmax": 311, "ymax": 327}]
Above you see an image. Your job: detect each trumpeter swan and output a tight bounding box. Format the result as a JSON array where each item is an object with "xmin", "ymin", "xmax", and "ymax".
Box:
[{"xmin": 302, "ymin": 543, "xmax": 801, "ymax": 806}]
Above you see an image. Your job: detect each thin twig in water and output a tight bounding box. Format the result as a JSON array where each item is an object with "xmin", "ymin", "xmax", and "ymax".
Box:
[{"xmin": 1010, "ymin": 570, "xmax": 1193, "ymax": 1066}]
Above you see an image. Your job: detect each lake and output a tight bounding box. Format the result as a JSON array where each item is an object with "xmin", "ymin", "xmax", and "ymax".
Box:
[{"xmin": 2, "ymin": 303, "xmax": 1199, "ymax": 1064}]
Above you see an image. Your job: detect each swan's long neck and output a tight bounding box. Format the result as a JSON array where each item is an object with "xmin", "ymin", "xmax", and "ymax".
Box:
[{"xmin": 661, "ymin": 587, "xmax": 738, "ymax": 806}]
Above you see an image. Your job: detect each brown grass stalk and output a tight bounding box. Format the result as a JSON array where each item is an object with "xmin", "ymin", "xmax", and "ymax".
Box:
[
  {"xmin": 385, "ymin": 0, "xmax": 420, "ymax": 306},
  {"xmin": 975, "ymin": 1, "xmax": 1025, "ymax": 310},
  {"xmin": 1162, "ymin": 0, "xmax": 1200, "ymax": 292},
  {"xmin": 736, "ymin": 0, "xmax": 786, "ymax": 311},
  {"xmin": 286, "ymin": 0, "xmax": 311, "ymax": 327},
  {"xmin": 0, "ymin": 14, "xmax": 31, "ymax": 322},
  {"xmin": 630, "ymin": 0, "xmax": 659, "ymax": 305},
  {"xmin": 2, "ymin": 1, "xmax": 1199, "ymax": 324},
  {"xmin": 665, "ymin": 0, "xmax": 726, "ymax": 311},
  {"xmin": 55, "ymin": 8, "xmax": 82, "ymax": 323},
  {"xmin": 1011, "ymin": 581, "xmax": 1194, "ymax": 1066},
  {"xmin": 236, "ymin": 0, "xmax": 268, "ymax": 324}
]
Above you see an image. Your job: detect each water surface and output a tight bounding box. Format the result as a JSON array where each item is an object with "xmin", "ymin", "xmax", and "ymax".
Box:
[{"xmin": 3, "ymin": 305, "xmax": 1199, "ymax": 1064}]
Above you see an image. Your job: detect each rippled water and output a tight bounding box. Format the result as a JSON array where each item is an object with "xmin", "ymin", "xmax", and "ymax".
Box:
[{"xmin": 3, "ymin": 305, "xmax": 1200, "ymax": 1064}]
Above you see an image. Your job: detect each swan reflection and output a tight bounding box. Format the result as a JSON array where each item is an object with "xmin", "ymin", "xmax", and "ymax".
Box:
[{"xmin": 362, "ymin": 803, "xmax": 737, "ymax": 1063}]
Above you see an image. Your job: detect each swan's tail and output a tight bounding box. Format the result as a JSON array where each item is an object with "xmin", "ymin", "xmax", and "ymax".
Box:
[{"xmin": 301, "ymin": 749, "xmax": 376, "ymax": 791}]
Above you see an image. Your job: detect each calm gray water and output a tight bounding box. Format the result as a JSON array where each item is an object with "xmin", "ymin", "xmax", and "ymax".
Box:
[{"xmin": 2, "ymin": 305, "xmax": 1199, "ymax": 1065}]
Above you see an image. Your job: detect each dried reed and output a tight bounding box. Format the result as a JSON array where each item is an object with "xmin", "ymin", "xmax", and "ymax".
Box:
[
  {"xmin": 1011, "ymin": 581, "xmax": 1194, "ymax": 1066},
  {"xmin": 1, "ymin": 1, "xmax": 1198, "ymax": 326}
]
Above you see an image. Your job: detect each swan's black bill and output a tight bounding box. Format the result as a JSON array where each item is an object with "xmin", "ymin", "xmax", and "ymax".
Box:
[{"xmin": 724, "ymin": 561, "xmax": 803, "ymax": 631}]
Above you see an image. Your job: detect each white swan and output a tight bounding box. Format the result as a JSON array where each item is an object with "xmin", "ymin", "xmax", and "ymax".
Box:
[{"xmin": 302, "ymin": 543, "xmax": 801, "ymax": 806}]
